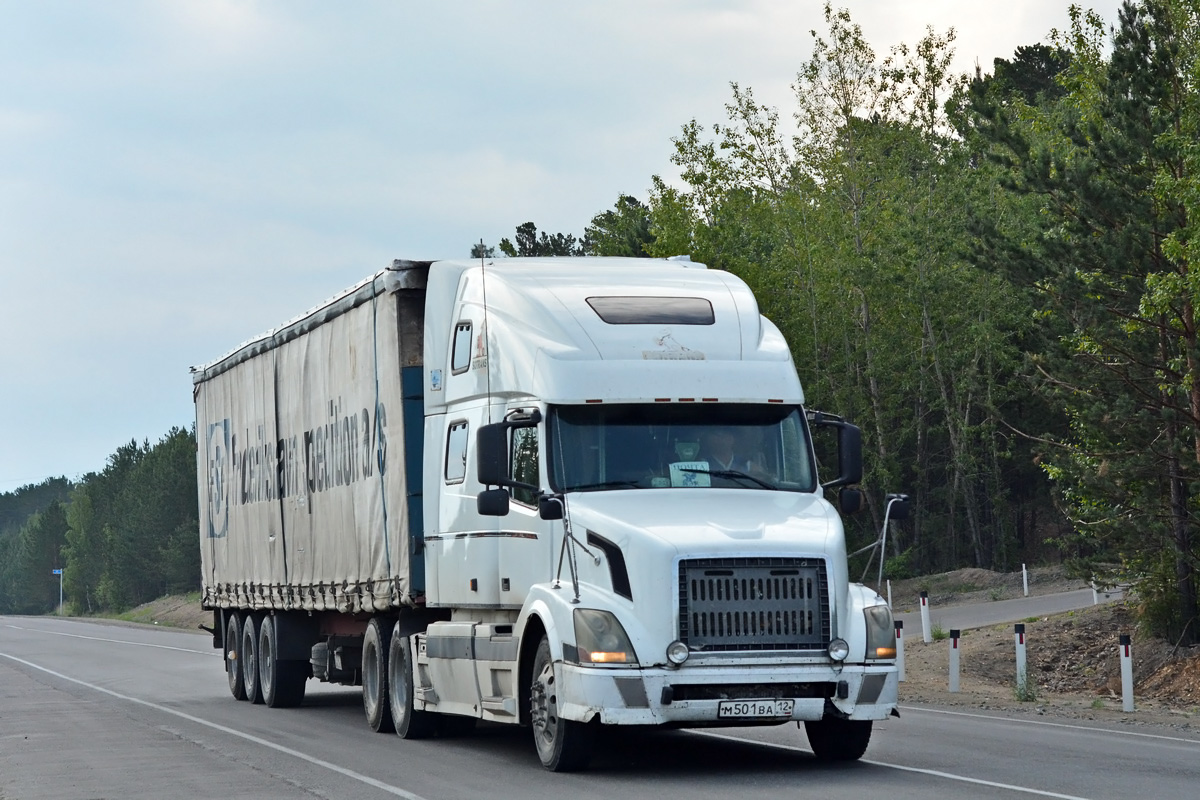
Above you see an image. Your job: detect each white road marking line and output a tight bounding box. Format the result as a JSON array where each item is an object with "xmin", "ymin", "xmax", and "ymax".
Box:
[
  {"xmin": 0, "ymin": 651, "xmax": 430, "ymax": 800},
  {"xmin": 4, "ymin": 623, "xmax": 218, "ymax": 656},
  {"xmin": 902, "ymin": 705, "xmax": 1200, "ymax": 745},
  {"xmin": 693, "ymin": 730, "xmax": 1092, "ymax": 799}
]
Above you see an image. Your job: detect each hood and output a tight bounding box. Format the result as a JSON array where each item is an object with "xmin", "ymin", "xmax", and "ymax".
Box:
[
  {"xmin": 557, "ymin": 488, "xmax": 851, "ymax": 662},
  {"xmin": 564, "ymin": 489, "xmax": 842, "ymax": 559}
]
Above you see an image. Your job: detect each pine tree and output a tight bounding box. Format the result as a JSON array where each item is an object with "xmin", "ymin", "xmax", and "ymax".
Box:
[{"xmin": 970, "ymin": 0, "xmax": 1199, "ymax": 642}]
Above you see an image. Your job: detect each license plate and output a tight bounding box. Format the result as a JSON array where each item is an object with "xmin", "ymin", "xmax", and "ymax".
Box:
[{"xmin": 717, "ymin": 699, "xmax": 795, "ymax": 719}]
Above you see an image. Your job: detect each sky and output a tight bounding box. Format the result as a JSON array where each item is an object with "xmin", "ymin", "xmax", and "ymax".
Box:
[{"xmin": 0, "ymin": 0, "xmax": 1127, "ymax": 495}]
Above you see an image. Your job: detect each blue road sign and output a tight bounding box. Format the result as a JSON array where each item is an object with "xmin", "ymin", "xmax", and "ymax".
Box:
[{"xmin": 52, "ymin": 569, "xmax": 62, "ymax": 575}]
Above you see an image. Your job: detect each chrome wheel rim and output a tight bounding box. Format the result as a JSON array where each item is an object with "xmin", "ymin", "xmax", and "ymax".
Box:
[
  {"xmin": 530, "ymin": 660, "xmax": 556, "ymax": 752},
  {"xmin": 364, "ymin": 639, "xmax": 380, "ymax": 709}
]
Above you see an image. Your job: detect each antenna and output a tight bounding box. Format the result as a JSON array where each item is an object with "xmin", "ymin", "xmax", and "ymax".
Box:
[{"xmin": 479, "ymin": 239, "xmax": 493, "ymax": 424}]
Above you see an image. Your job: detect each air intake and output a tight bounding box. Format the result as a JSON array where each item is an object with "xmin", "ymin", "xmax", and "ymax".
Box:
[{"xmin": 678, "ymin": 558, "xmax": 829, "ymax": 651}]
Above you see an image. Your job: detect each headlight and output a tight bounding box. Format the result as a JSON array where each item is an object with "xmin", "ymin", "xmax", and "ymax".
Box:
[
  {"xmin": 666, "ymin": 640, "xmax": 690, "ymax": 666},
  {"xmin": 865, "ymin": 604, "xmax": 896, "ymax": 659},
  {"xmin": 827, "ymin": 638, "xmax": 850, "ymax": 661},
  {"xmin": 574, "ymin": 609, "xmax": 638, "ymax": 665}
]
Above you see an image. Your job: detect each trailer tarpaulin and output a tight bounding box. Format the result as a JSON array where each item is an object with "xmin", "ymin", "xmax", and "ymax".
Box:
[{"xmin": 196, "ymin": 280, "xmax": 410, "ymax": 613}]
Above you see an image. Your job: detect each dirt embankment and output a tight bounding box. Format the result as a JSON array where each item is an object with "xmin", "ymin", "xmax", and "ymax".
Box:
[
  {"xmin": 888, "ymin": 567, "xmax": 1200, "ymax": 730},
  {"xmin": 121, "ymin": 567, "xmax": 1200, "ymax": 730}
]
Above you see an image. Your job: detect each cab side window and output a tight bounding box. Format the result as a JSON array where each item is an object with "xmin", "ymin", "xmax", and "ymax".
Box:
[
  {"xmin": 445, "ymin": 420, "xmax": 469, "ymax": 483},
  {"xmin": 451, "ymin": 322, "xmax": 472, "ymax": 374},
  {"xmin": 511, "ymin": 426, "xmax": 539, "ymax": 506}
]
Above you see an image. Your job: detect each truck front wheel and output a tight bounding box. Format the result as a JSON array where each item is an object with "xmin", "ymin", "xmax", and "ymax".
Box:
[
  {"xmin": 529, "ymin": 635, "xmax": 594, "ymax": 772},
  {"xmin": 388, "ymin": 623, "xmax": 434, "ymax": 739},
  {"xmin": 804, "ymin": 718, "xmax": 872, "ymax": 761}
]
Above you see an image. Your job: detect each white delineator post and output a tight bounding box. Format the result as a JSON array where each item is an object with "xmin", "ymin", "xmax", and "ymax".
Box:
[
  {"xmin": 949, "ymin": 629, "xmax": 961, "ymax": 693},
  {"xmin": 1015, "ymin": 623, "xmax": 1028, "ymax": 696},
  {"xmin": 895, "ymin": 620, "xmax": 905, "ymax": 682},
  {"xmin": 1022, "ymin": 563, "xmax": 1029, "ymax": 597},
  {"xmin": 1120, "ymin": 634, "xmax": 1134, "ymax": 712},
  {"xmin": 920, "ymin": 590, "xmax": 932, "ymax": 644},
  {"xmin": 887, "ymin": 579, "xmax": 892, "ymax": 609}
]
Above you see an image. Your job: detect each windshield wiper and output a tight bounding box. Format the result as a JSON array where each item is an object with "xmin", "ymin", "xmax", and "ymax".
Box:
[
  {"xmin": 566, "ymin": 479, "xmax": 643, "ymax": 492},
  {"xmin": 678, "ymin": 468, "xmax": 778, "ymax": 490}
]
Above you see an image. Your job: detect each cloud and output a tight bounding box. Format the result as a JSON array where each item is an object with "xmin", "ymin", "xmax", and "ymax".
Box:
[{"xmin": 0, "ymin": 0, "xmax": 1130, "ymax": 493}]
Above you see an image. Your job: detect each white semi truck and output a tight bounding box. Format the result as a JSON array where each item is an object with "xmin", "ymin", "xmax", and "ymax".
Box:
[{"xmin": 193, "ymin": 256, "xmax": 899, "ymax": 771}]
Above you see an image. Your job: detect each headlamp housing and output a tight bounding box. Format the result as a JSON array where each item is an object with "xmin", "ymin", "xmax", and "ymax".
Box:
[
  {"xmin": 865, "ymin": 604, "xmax": 897, "ymax": 659},
  {"xmin": 574, "ymin": 609, "xmax": 638, "ymax": 666}
]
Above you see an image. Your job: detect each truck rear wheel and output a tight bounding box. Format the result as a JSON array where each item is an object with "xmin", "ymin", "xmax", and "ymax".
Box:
[
  {"xmin": 241, "ymin": 613, "xmax": 263, "ymax": 705},
  {"xmin": 804, "ymin": 718, "xmax": 872, "ymax": 761},
  {"xmin": 362, "ymin": 618, "xmax": 395, "ymax": 732},
  {"xmin": 225, "ymin": 612, "xmax": 247, "ymax": 701},
  {"xmin": 529, "ymin": 635, "xmax": 594, "ymax": 772},
  {"xmin": 258, "ymin": 615, "xmax": 307, "ymax": 708},
  {"xmin": 387, "ymin": 623, "xmax": 434, "ymax": 739}
]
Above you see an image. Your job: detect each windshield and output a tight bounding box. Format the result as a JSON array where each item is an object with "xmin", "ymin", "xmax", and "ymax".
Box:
[{"xmin": 548, "ymin": 404, "xmax": 816, "ymax": 492}]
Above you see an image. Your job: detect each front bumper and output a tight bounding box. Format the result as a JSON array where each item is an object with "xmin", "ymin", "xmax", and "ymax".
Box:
[{"xmin": 558, "ymin": 660, "xmax": 898, "ymax": 726}]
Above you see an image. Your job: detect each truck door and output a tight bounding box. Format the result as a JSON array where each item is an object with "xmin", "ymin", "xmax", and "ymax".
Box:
[
  {"xmin": 496, "ymin": 414, "xmax": 555, "ymax": 607},
  {"xmin": 429, "ymin": 403, "xmax": 502, "ymax": 606}
]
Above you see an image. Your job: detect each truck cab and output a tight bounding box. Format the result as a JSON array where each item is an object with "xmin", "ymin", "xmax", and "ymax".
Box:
[{"xmin": 413, "ymin": 257, "xmax": 897, "ymax": 769}]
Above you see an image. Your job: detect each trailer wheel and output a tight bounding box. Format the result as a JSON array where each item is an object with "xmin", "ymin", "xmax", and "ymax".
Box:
[
  {"xmin": 225, "ymin": 612, "xmax": 247, "ymax": 701},
  {"xmin": 241, "ymin": 613, "xmax": 263, "ymax": 705},
  {"xmin": 259, "ymin": 615, "xmax": 307, "ymax": 708},
  {"xmin": 529, "ymin": 635, "xmax": 594, "ymax": 772},
  {"xmin": 388, "ymin": 622, "xmax": 434, "ymax": 739},
  {"xmin": 362, "ymin": 618, "xmax": 395, "ymax": 732},
  {"xmin": 804, "ymin": 718, "xmax": 872, "ymax": 761}
]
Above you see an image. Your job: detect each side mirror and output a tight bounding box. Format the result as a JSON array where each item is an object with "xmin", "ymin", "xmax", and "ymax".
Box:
[
  {"xmin": 477, "ymin": 423, "xmax": 510, "ymax": 487},
  {"xmin": 538, "ymin": 495, "xmax": 564, "ymax": 521},
  {"xmin": 476, "ymin": 409, "xmax": 543, "ymax": 487},
  {"xmin": 838, "ymin": 487, "xmax": 863, "ymax": 515},
  {"xmin": 813, "ymin": 414, "xmax": 862, "ymax": 489},
  {"xmin": 477, "ymin": 409, "xmax": 543, "ymax": 514},
  {"xmin": 477, "ymin": 488, "xmax": 510, "ymax": 517},
  {"xmin": 886, "ymin": 493, "xmax": 909, "ymax": 521},
  {"xmin": 835, "ymin": 422, "xmax": 863, "ymax": 486}
]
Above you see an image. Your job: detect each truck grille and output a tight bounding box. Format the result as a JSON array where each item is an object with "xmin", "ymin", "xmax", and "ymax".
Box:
[{"xmin": 678, "ymin": 557, "xmax": 829, "ymax": 652}]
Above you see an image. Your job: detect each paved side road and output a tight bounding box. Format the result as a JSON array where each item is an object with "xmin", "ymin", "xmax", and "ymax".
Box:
[{"xmin": 893, "ymin": 587, "xmax": 1118, "ymax": 635}]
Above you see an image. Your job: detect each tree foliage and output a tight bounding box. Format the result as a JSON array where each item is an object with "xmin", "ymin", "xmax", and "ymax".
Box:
[
  {"xmin": 498, "ymin": 222, "xmax": 584, "ymax": 257},
  {"xmin": 0, "ymin": 428, "xmax": 198, "ymax": 615},
  {"xmin": 484, "ymin": 195, "xmax": 656, "ymax": 259},
  {"xmin": 582, "ymin": 194, "xmax": 655, "ymax": 256},
  {"xmin": 970, "ymin": 0, "xmax": 1200, "ymax": 642},
  {"xmin": 469, "ymin": 241, "xmax": 495, "ymax": 259},
  {"xmin": 644, "ymin": 2, "xmax": 1037, "ymax": 576}
]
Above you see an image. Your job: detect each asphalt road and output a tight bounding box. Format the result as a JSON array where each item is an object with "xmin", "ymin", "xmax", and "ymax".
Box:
[
  {"xmin": 893, "ymin": 588, "xmax": 1113, "ymax": 636},
  {"xmin": 2, "ymin": 614, "xmax": 1196, "ymax": 800}
]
